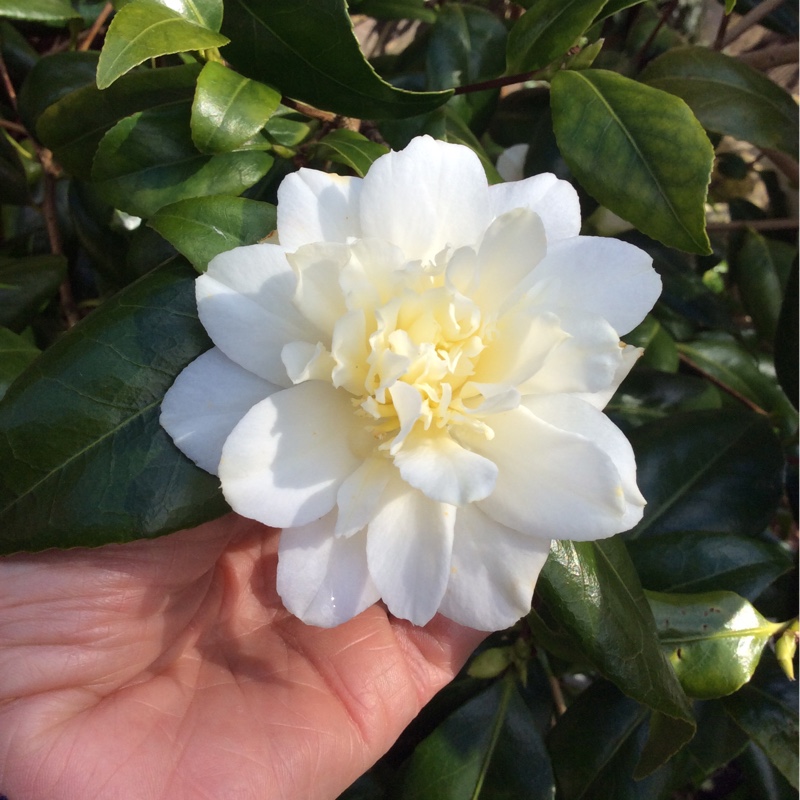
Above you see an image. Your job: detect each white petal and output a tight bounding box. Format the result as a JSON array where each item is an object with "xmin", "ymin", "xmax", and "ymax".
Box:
[
  {"xmin": 471, "ymin": 309, "xmax": 567, "ymax": 388},
  {"xmin": 519, "ymin": 308, "xmax": 622, "ymax": 396},
  {"xmin": 219, "ymin": 382, "xmax": 362, "ymax": 528},
  {"xmin": 339, "ymin": 238, "xmax": 409, "ymax": 311},
  {"xmin": 524, "ymin": 394, "xmax": 646, "ymax": 531},
  {"xmin": 387, "ymin": 380, "xmax": 422, "ymax": 454},
  {"xmin": 281, "ymin": 341, "xmax": 335, "ymax": 384},
  {"xmin": 160, "ymin": 347, "xmax": 278, "ymax": 475},
  {"xmin": 277, "ymin": 511, "xmax": 379, "ymax": 628},
  {"xmin": 334, "ymin": 457, "xmax": 394, "ymax": 538},
  {"xmin": 462, "ymin": 405, "xmax": 628, "ymax": 540},
  {"xmin": 439, "ymin": 504, "xmax": 550, "ymax": 630},
  {"xmin": 367, "ymin": 474, "xmax": 455, "ymax": 625},
  {"xmin": 473, "ymin": 208, "xmax": 547, "ymax": 315},
  {"xmin": 331, "ymin": 308, "xmax": 370, "ymax": 395},
  {"xmin": 496, "ymin": 143, "xmax": 529, "ymax": 182},
  {"xmin": 277, "ymin": 168, "xmax": 363, "ymax": 251},
  {"xmin": 573, "ymin": 344, "xmax": 642, "ymax": 410},
  {"xmin": 360, "ymin": 136, "xmax": 491, "ymax": 263},
  {"xmin": 489, "ymin": 173, "xmax": 580, "ymax": 242},
  {"xmin": 393, "ymin": 429, "xmax": 498, "ymax": 506},
  {"xmin": 197, "ymin": 243, "xmax": 315, "ymax": 386},
  {"xmin": 523, "ymin": 236, "xmax": 660, "ymax": 335},
  {"xmin": 286, "ymin": 243, "xmax": 349, "ymax": 338}
]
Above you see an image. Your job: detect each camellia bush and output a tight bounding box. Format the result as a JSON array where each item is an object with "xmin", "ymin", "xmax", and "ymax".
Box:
[{"xmin": 0, "ymin": 0, "xmax": 797, "ymax": 797}]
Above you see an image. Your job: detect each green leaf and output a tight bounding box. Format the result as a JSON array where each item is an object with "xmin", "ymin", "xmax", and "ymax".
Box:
[
  {"xmin": 312, "ymin": 129, "xmax": 389, "ymax": 178},
  {"xmin": 640, "ymin": 46, "xmax": 799, "ymax": 157},
  {"xmin": 627, "ymin": 530, "xmax": 793, "ymax": 600},
  {"xmin": 551, "ymin": 69, "xmax": 713, "ymax": 254},
  {"xmin": 538, "ymin": 537, "xmax": 695, "ymax": 775},
  {"xmin": 506, "ymin": 0, "xmax": 608, "ymax": 74},
  {"xmin": 0, "ymin": 255, "xmax": 67, "ymax": 332},
  {"xmin": 37, "ymin": 63, "xmax": 200, "ymax": 176},
  {"xmin": 0, "ymin": 131, "xmax": 30, "ymax": 205},
  {"xmin": 151, "ymin": 0, "xmax": 222, "ymax": 30},
  {"xmin": 92, "ymin": 103, "xmax": 273, "ymax": 217},
  {"xmin": 0, "ymin": 0, "xmax": 80, "ymax": 24},
  {"xmin": 647, "ymin": 590, "xmax": 782, "ymax": 699},
  {"xmin": 627, "ymin": 409, "xmax": 784, "ymax": 540},
  {"xmin": 774, "ymin": 259, "xmax": 798, "ymax": 409},
  {"xmin": 221, "ymin": 0, "xmax": 451, "ymax": 120},
  {"xmin": 401, "ymin": 677, "xmax": 556, "ymax": 799},
  {"xmin": 624, "ymin": 315, "xmax": 679, "ymax": 372},
  {"xmin": 0, "ymin": 327, "xmax": 39, "ymax": 400},
  {"xmin": 0, "ymin": 262, "xmax": 228, "ymax": 552},
  {"xmin": 724, "ymin": 684, "xmax": 799, "ymax": 789},
  {"xmin": 191, "ymin": 62, "xmax": 280, "ymax": 154},
  {"xmin": 149, "ymin": 195, "xmax": 276, "ymax": 272},
  {"xmin": 594, "ymin": 0, "xmax": 647, "ymax": 22},
  {"xmin": 96, "ymin": 0, "xmax": 229, "ymax": 90},
  {"xmin": 729, "ymin": 229, "xmax": 796, "ymax": 343}
]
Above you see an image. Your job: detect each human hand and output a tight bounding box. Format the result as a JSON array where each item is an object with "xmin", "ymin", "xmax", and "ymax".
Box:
[{"xmin": 0, "ymin": 514, "xmax": 486, "ymax": 800}]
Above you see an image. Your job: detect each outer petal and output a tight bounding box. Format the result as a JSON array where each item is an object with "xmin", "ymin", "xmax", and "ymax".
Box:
[
  {"xmin": 197, "ymin": 243, "xmax": 316, "ymax": 386},
  {"xmin": 573, "ymin": 344, "xmax": 642, "ymax": 410},
  {"xmin": 524, "ymin": 394, "xmax": 646, "ymax": 531},
  {"xmin": 439, "ymin": 504, "xmax": 550, "ymax": 630},
  {"xmin": 522, "ymin": 236, "xmax": 661, "ymax": 335},
  {"xmin": 367, "ymin": 474, "xmax": 455, "ymax": 625},
  {"xmin": 277, "ymin": 168, "xmax": 363, "ymax": 251},
  {"xmin": 393, "ymin": 428, "xmax": 498, "ymax": 506},
  {"xmin": 489, "ymin": 173, "xmax": 580, "ymax": 242},
  {"xmin": 496, "ymin": 143, "xmax": 528, "ymax": 182},
  {"xmin": 160, "ymin": 347, "xmax": 278, "ymax": 475},
  {"xmin": 360, "ymin": 136, "xmax": 491, "ymax": 263},
  {"xmin": 334, "ymin": 457, "xmax": 394, "ymax": 538},
  {"xmin": 219, "ymin": 381, "xmax": 362, "ymax": 528},
  {"xmin": 462, "ymin": 405, "xmax": 628, "ymax": 540},
  {"xmin": 277, "ymin": 511, "xmax": 380, "ymax": 627}
]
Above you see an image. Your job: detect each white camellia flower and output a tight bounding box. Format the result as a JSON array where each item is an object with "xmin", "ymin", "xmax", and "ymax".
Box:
[{"xmin": 161, "ymin": 135, "xmax": 661, "ymax": 631}]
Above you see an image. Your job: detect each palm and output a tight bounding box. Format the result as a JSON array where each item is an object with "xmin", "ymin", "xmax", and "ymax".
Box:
[{"xmin": 0, "ymin": 515, "xmax": 484, "ymax": 800}]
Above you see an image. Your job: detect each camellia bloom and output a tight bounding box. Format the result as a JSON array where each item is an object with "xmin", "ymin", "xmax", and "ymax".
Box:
[{"xmin": 161, "ymin": 135, "xmax": 661, "ymax": 631}]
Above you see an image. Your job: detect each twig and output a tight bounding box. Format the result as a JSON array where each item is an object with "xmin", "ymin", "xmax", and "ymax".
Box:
[
  {"xmin": 453, "ymin": 68, "xmax": 544, "ymax": 95},
  {"xmin": 736, "ymin": 42, "xmax": 800, "ymax": 71},
  {"xmin": 721, "ymin": 0, "xmax": 785, "ymax": 48},
  {"xmin": 0, "ymin": 51, "xmax": 17, "ymax": 110},
  {"xmin": 635, "ymin": 0, "xmax": 678, "ymax": 69},
  {"xmin": 679, "ymin": 352, "xmax": 768, "ymax": 415},
  {"xmin": 713, "ymin": 9, "xmax": 730, "ymax": 50},
  {"xmin": 79, "ymin": 1, "xmax": 114, "ymax": 52},
  {"xmin": 0, "ymin": 118, "xmax": 26, "ymax": 135},
  {"xmin": 280, "ymin": 97, "xmax": 338, "ymax": 124},
  {"xmin": 706, "ymin": 217, "xmax": 799, "ymax": 232}
]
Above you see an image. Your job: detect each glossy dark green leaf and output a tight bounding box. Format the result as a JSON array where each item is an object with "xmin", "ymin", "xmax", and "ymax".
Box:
[
  {"xmin": 402, "ymin": 677, "xmax": 556, "ymax": 799},
  {"xmin": 313, "ymin": 130, "xmax": 389, "ymax": 178},
  {"xmin": 0, "ymin": 262, "xmax": 228, "ymax": 552},
  {"xmin": 149, "ymin": 195, "xmax": 276, "ymax": 272},
  {"xmin": 627, "ymin": 409, "xmax": 784, "ymax": 540},
  {"xmin": 0, "ymin": 254, "xmax": 67, "ymax": 332},
  {"xmin": 264, "ymin": 107, "xmax": 316, "ymax": 148},
  {"xmin": 547, "ymin": 681, "xmax": 676, "ymax": 800},
  {"xmin": 594, "ymin": 0, "xmax": 647, "ymax": 21},
  {"xmin": 0, "ymin": 0, "xmax": 80, "ymax": 23},
  {"xmin": 221, "ymin": 0, "xmax": 451, "ymax": 120},
  {"xmin": 640, "ymin": 46, "xmax": 799, "ymax": 157},
  {"xmin": 353, "ymin": 0, "xmax": 436, "ymax": 23},
  {"xmin": 538, "ymin": 537, "xmax": 695, "ymax": 774},
  {"xmin": 0, "ymin": 327, "xmax": 39, "ymax": 400},
  {"xmin": 506, "ymin": 0, "xmax": 607, "ymax": 74},
  {"xmin": 624, "ymin": 315, "xmax": 679, "ymax": 372},
  {"xmin": 724, "ymin": 684, "xmax": 799, "ymax": 789},
  {"xmin": 96, "ymin": 0, "xmax": 229, "ymax": 90},
  {"xmin": 551, "ymin": 69, "xmax": 713, "ymax": 254},
  {"xmin": 16, "ymin": 51, "xmax": 99, "ymax": 134},
  {"xmin": 607, "ymin": 368, "xmax": 721, "ymax": 430},
  {"xmin": 153, "ymin": 0, "xmax": 222, "ymax": 31},
  {"xmin": 647, "ymin": 590, "xmax": 782, "ymax": 699},
  {"xmin": 774, "ymin": 259, "xmax": 798, "ymax": 409},
  {"xmin": 37, "ymin": 64, "xmax": 200, "ymax": 176},
  {"xmin": 729, "ymin": 229, "xmax": 795, "ymax": 343},
  {"xmin": 191, "ymin": 62, "xmax": 279, "ymax": 155},
  {"xmin": 627, "ymin": 530, "xmax": 793, "ymax": 600},
  {"xmin": 92, "ymin": 103, "xmax": 273, "ymax": 217}
]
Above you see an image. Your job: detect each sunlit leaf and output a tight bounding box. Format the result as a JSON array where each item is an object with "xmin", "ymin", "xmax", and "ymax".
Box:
[
  {"xmin": 312, "ymin": 129, "xmax": 389, "ymax": 178},
  {"xmin": 96, "ymin": 0, "xmax": 228, "ymax": 89},
  {"xmin": 149, "ymin": 195, "xmax": 277, "ymax": 272},
  {"xmin": 551, "ymin": 69, "xmax": 713, "ymax": 254},
  {"xmin": 152, "ymin": 0, "xmax": 222, "ymax": 31},
  {"xmin": 0, "ymin": 0, "xmax": 80, "ymax": 24},
  {"xmin": 0, "ymin": 262, "xmax": 228, "ymax": 552}
]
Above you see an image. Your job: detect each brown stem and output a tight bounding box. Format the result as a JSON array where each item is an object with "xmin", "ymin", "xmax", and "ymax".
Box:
[
  {"xmin": 679, "ymin": 352, "xmax": 767, "ymax": 415},
  {"xmin": 713, "ymin": 9, "xmax": 730, "ymax": 50},
  {"xmin": 79, "ymin": 1, "xmax": 114, "ymax": 52},
  {"xmin": 0, "ymin": 118, "xmax": 26, "ymax": 135},
  {"xmin": 706, "ymin": 217, "xmax": 799, "ymax": 232},
  {"xmin": 453, "ymin": 69, "xmax": 542, "ymax": 95},
  {"xmin": 634, "ymin": 0, "xmax": 678, "ymax": 69},
  {"xmin": 280, "ymin": 97, "xmax": 338, "ymax": 124},
  {"xmin": 736, "ymin": 42, "xmax": 800, "ymax": 71},
  {"xmin": 721, "ymin": 0, "xmax": 785, "ymax": 48},
  {"xmin": 0, "ymin": 50, "xmax": 17, "ymax": 110}
]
